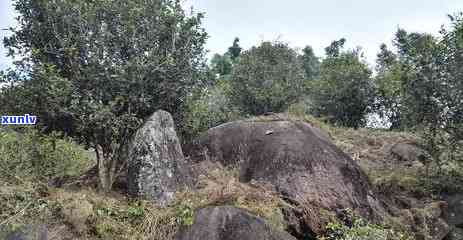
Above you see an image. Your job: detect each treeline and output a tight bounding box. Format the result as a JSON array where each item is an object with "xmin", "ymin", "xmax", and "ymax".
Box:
[
  {"xmin": 0, "ymin": 0, "xmax": 462, "ymax": 191},
  {"xmin": 188, "ymin": 21, "xmax": 463, "ymax": 174}
]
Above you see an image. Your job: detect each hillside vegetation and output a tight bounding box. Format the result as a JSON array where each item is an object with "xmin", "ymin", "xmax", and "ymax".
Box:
[
  {"xmin": 1, "ymin": 113, "xmax": 462, "ymax": 239},
  {"xmin": 0, "ymin": 0, "xmax": 462, "ymax": 239}
]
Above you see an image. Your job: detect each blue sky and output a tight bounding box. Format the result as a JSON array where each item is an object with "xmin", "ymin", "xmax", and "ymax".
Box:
[{"xmin": 1, "ymin": 0, "xmax": 463, "ymax": 70}]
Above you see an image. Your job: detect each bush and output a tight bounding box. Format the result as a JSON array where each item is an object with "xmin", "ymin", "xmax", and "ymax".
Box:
[
  {"xmin": 320, "ymin": 209, "xmax": 413, "ymax": 240},
  {"xmin": 0, "ymin": 128, "xmax": 92, "ymax": 183},
  {"xmin": 419, "ymin": 162, "xmax": 463, "ymax": 194},
  {"xmin": 410, "ymin": 129, "xmax": 463, "ymax": 195},
  {"xmin": 309, "ymin": 40, "xmax": 375, "ymax": 128},
  {"xmin": 228, "ymin": 41, "xmax": 307, "ymax": 115},
  {"xmin": 372, "ymin": 162, "xmax": 463, "ymax": 198},
  {"xmin": 182, "ymin": 80, "xmax": 242, "ymax": 140}
]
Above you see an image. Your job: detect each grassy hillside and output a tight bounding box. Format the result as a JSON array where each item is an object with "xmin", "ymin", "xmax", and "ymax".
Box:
[{"xmin": 1, "ymin": 115, "xmax": 461, "ymax": 239}]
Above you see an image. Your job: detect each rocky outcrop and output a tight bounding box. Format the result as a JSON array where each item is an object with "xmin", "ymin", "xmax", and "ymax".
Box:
[
  {"xmin": 396, "ymin": 202, "xmax": 450, "ymax": 240},
  {"xmin": 127, "ymin": 110, "xmax": 186, "ymax": 205},
  {"xmin": 175, "ymin": 206, "xmax": 297, "ymax": 240},
  {"xmin": 186, "ymin": 116, "xmax": 384, "ymax": 236}
]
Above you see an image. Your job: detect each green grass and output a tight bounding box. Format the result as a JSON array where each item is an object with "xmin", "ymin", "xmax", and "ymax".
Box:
[{"xmin": 0, "ymin": 128, "xmax": 93, "ymax": 184}]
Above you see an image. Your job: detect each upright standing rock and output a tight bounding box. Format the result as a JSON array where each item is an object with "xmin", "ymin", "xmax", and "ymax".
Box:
[{"xmin": 127, "ymin": 110, "xmax": 184, "ymax": 205}]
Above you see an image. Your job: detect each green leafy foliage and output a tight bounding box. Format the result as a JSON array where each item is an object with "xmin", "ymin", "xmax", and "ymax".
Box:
[
  {"xmin": 300, "ymin": 45, "xmax": 321, "ymax": 81},
  {"xmin": 3, "ymin": 0, "xmax": 208, "ymax": 191},
  {"xmin": 309, "ymin": 40, "xmax": 375, "ymax": 128},
  {"xmin": 0, "ymin": 64, "xmax": 74, "ymax": 134},
  {"xmin": 439, "ymin": 13, "xmax": 463, "ymax": 164},
  {"xmin": 320, "ymin": 209, "xmax": 413, "ymax": 240},
  {"xmin": 127, "ymin": 203, "xmax": 146, "ymax": 219},
  {"xmin": 0, "ymin": 128, "xmax": 92, "ymax": 183},
  {"xmin": 394, "ymin": 30, "xmax": 445, "ymax": 130},
  {"xmin": 175, "ymin": 200, "xmax": 194, "ymax": 226},
  {"xmin": 375, "ymin": 44, "xmax": 403, "ymax": 129},
  {"xmin": 228, "ymin": 37, "xmax": 243, "ymax": 62},
  {"xmin": 210, "ymin": 38, "xmax": 242, "ymax": 77},
  {"xmin": 375, "ymin": 15, "xmax": 463, "ymax": 187},
  {"xmin": 228, "ymin": 41, "xmax": 307, "ymax": 115},
  {"xmin": 418, "ymin": 153, "xmax": 463, "ymax": 195},
  {"xmin": 210, "ymin": 53, "xmax": 233, "ymax": 77},
  {"xmin": 183, "ymin": 80, "xmax": 242, "ymax": 140}
]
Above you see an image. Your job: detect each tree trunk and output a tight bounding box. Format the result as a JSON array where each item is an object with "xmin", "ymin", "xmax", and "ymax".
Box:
[{"xmin": 95, "ymin": 145, "xmax": 118, "ymax": 193}]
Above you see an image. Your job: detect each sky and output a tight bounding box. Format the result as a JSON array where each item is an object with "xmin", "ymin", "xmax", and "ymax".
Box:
[
  {"xmin": 0, "ymin": 0, "xmax": 16, "ymax": 71},
  {"xmin": 1, "ymin": 0, "xmax": 463, "ymax": 70}
]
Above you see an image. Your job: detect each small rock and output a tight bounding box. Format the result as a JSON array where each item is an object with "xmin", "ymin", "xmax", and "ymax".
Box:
[{"xmin": 390, "ymin": 142, "xmax": 429, "ymax": 164}]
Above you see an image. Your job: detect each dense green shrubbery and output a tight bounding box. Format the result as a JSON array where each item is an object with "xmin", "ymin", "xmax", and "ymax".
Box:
[
  {"xmin": 420, "ymin": 162, "xmax": 463, "ymax": 195},
  {"xmin": 417, "ymin": 130, "xmax": 463, "ymax": 194},
  {"xmin": 320, "ymin": 210, "xmax": 412, "ymax": 240},
  {"xmin": 182, "ymin": 80, "xmax": 242, "ymax": 140},
  {"xmin": 372, "ymin": 163, "xmax": 463, "ymax": 198},
  {"xmin": 228, "ymin": 41, "xmax": 307, "ymax": 115},
  {"xmin": 0, "ymin": 128, "xmax": 92, "ymax": 183},
  {"xmin": 2, "ymin": 0, "xmax": 208, "ymax": 191},
  {"xmin": 309, "ymin": 39, "xmax": 375, "ymax": 128}
]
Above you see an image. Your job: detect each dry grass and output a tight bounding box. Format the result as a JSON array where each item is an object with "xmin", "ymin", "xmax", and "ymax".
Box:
[
  {"xmin": 1, "ymin": 166, "xmax": 286, "ymax": 240},
  {"xmin": 3, "ymin": 112, "xmax": 445, "ymax": 240},
  {"xmin": 285, "ymin": 110, "xmax": 421, "ymax": 180},
  {"xmin": 177, "ymin": 167, "xmax": 286, "ymax": 230}
]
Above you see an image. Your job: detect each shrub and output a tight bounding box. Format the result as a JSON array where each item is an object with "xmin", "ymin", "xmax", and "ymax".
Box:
[
  {"xmin": 419, "ymin": 162, "xmax": 463, "ymax": 194},
  {"xmin": 320, "ymin": 209, "xmax": 413, "ymax": 240},
  {"xmin": 0, "ymin": 128, "xmax": 92, "ymax": 183},
  {"xmin": 228, "ymin": 41, "xmax": 307, "ymax": 115},
  {"xmin": 182, "ymin": 80, "xmax": 242, "ymax": 140},
  {"xmin": 309, "ymin": 40, "xmax": 375, "ymax": 128},
  {"xmin": 372, "ymin": 169, "xmax": 426, "ymax": 197}
]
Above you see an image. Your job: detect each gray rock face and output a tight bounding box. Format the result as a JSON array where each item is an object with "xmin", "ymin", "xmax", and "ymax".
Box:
[
  {"xmin": 175, "ymin": 206, "xmax": 297, "ymax": 240},
  {"xmin": 127, "ymin": 110, "xmax": 184, "ymax": 205}
]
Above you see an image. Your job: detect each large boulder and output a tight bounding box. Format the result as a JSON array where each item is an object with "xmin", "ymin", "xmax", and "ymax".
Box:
[
  {"xmin": 175, "ymin": 206, "xmax": 297, "ymax": 240},
  {"xmin": 186, "ymin": 115, "xmax": 384, "ymax": 236},
  {"xmin": 127, "ymin": 110, "xmax": 186, "ymax": 205}
]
